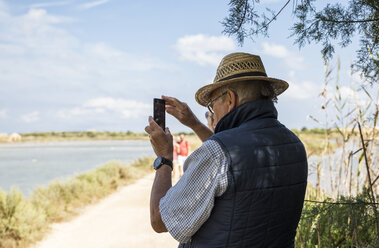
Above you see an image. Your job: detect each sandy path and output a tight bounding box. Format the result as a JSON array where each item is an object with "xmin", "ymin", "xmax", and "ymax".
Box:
[{"xmin": 33, "ymin": 174, "xmax": 178, "ymax": 248}]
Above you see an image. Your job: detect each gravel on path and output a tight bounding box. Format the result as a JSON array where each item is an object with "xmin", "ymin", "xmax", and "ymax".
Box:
[{"xmin": 33, "ymin": 173, "xmax": 178, "ymax": 248}]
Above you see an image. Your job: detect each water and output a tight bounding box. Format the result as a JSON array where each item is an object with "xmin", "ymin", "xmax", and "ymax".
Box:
[
  {"xmin": 0, "ymin": 140, "xmax": 153, "ymax": 196},
  {"xmin": 307, "ymin": 142, "xmax": 379, "ymax": 196}
]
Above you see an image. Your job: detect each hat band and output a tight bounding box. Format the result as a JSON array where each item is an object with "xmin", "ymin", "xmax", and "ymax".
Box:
[{"xmin": 218, "ymin": 71, "xmax": 267, "ymax": 82}]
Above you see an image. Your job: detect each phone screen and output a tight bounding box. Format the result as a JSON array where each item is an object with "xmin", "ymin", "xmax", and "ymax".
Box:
[{"xmin": 153, "ymin": 98, "xmax": 165, "ymax": 130}]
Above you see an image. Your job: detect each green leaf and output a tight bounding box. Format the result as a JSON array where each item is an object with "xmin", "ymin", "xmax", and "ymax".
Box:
[{"xmin": 359, "ymin": 152, "xmax": 365, "ymax": 163}]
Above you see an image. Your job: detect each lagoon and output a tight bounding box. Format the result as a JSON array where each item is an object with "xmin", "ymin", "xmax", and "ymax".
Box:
[{"xmin": 0, "ymin": 140, "xmax": 153, "ymax": 196}]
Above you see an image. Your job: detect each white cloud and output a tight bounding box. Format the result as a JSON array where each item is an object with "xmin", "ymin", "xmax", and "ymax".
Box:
[
  {"xmin": 320, "ymin": 81, "xmax": 371, "ymax": 109},
  {"xmin": 339, "ymin": 86, "xmax": 356, "ymax": 100},
  {"xmin": 0, "ymin": 1, "xmax": 8, "ymax": 15},
  {"xmin": 350, "ymin": 72, "xmax": 364, "ymax": 83},
  {"xmin": 31, "ymin": 1, "xmax": 73, "ymax": 8},
  {"xmin": 83, "ymin": 42, "xmax": 167, "ymax": 72},
  {"xmin": 347, "ymin": 69, "xmax": 371, "ymax": 86},
  {"xmin": 175, "ymin": 34, "xmax": 236, "ymax": 66},
  {"xmin": 0, "ymin": 8, "xmax": 76, "ymax": 56},
  {"xmin": 0, "ymin": 109, "xmax": 7, "ymax": 118},
  {"xmin": 21, "ymin": 111, "xmax": 39, "ymax": 123},
  {"xmin": 330, "ymin": 70, "xmax": 374, "ymax": 107},
  {"xmin": 0, "ymin": 2, "xmax": 170, "ymax": 131},
  {"xmin": 0, "ymin": 5, "xmax": 166, "ymax": 89},
  {"xmin": 284, "ymin": 81, "xmax": 320, "ymax": 99},
  {"xmin": 261, "ymin": 42, "xmax": 305, "ymax": 70},
  {"xmin": 262, "ymin": 42, "xmax": 289, "ymax": 58},
  {"xmin": 23, "ymin": 8, "xmax": 73, "ymax": 24},
  {"xmin": 338, "ymin": 86, "xmax": 370, "ymax": 107},
  {"xmin": 288, "ymin": 70, "xmax": 296, "ymax": 78},
  {"xmin": 58, "ymin": 97, "xmax": 151, "ymax": 119},
  {"xmin": 78, "ymin": 0, "xmax": 110, "ymax": 9}
]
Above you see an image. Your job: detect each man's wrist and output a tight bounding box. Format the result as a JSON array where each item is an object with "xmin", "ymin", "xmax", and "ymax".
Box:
[
  {"xmin": 156, "ymin": 164, "xmax": 172, "ymax": 173},
  {"xmin": 190, "ymin": 118, "xmax": 203, "ymax": 132},
  {"xmin": 161, "ymin": 154, "xmax": 173, "ymax": 161},
  {"xmin": 154, "ymin": 156, "xmax": 173, "ymax": 170}
]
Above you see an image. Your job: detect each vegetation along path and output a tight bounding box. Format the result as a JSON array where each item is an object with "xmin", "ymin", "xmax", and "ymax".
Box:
[{"xmin": 33, "ymin": 173, "xmax": 178, "ymax": 248}]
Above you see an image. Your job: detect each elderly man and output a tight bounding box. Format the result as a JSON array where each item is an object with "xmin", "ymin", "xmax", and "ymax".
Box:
[{"xmin": 145, "ymin": 52, "xmax": 308, "ymax": 248}]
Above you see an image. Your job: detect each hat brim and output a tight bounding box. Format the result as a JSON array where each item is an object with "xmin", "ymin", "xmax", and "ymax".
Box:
[{"xmin": 195, "ymin": 76, "xmax": 289, "ymax": 106}]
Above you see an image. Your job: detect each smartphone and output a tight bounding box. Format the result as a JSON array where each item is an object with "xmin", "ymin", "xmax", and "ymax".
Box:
[{"xmin": 153, "ymin": 98, "xmax": 165, "ymax": 130}]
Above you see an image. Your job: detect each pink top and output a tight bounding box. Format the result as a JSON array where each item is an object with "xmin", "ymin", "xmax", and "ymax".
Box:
[{"xmin": 178, "ymin": 140, "xmax": 189, "ymax": 156}]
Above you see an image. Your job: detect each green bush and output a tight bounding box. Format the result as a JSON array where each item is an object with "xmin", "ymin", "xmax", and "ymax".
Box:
[
  {"xmin": 0, "ymin": 189, "xmax": 47, "ymax": 248},
  {"xmin": 296, "ymin": 190, "xmax": 379, "ymax": 247}
]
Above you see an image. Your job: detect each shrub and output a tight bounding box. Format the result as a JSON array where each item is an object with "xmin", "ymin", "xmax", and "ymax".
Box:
[
  {"xmin": 296, "ymin": 190, "xmax": 379, "ymax": 247},
  {"xmin": 0, "ymin": 189, "xmax": 47, "ymax": 248}
]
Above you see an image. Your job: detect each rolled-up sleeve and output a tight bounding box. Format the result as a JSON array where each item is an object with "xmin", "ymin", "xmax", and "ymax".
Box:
[{"xmin": 159, "ymin": 140, "xmax": 228, "ymax": 243}]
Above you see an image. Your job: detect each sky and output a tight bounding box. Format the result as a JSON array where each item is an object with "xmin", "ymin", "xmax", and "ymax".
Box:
[{"xmin": 0, "ymin": 0, "xmax": 372, "ymax": 133}]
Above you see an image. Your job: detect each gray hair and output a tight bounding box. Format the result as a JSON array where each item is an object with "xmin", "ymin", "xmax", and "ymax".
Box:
[{"xmin": 215, "ymin": 80, "xmax": 277, "ymax": 105}]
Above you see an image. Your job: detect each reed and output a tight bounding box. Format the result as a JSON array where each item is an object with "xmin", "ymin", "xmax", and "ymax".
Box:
[{"xmin": 295, "ymin": 55, "xmax": 379, "ymax": 246}]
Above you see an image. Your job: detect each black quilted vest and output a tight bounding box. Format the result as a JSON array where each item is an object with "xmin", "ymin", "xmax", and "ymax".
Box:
[{"xmin": 180, "ymin": 99, "xmax": 308, "ymax": 248}]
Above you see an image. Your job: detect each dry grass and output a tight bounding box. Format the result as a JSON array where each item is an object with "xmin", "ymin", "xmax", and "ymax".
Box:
[{"xmin": 292, "ymin": 131, "xmax": 343, "ymax": 157}]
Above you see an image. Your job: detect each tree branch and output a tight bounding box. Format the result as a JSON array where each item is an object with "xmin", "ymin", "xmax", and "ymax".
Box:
[
  {"xmin": 305, "ymin": 200, "xmax": 379, "ymax": 205},
  {"xmin": 235, "ymin": 0, "xmax": 249, "ymax": 34},
  {"xmin": 319, "ymin": 17, "xmax": 379, "ymax": 23},
  {"xmin": 373, "ymin": 174, "xmax": 379, "ymax": 186},
  {"xmin": 255, "ymin": 0, "xmax": 291, "ymax": 34}
]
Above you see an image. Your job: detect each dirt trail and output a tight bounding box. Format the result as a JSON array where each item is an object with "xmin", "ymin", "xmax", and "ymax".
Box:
[{"xmin": 33, "ymin": 174, "xmax": 178, "ymax": 248}]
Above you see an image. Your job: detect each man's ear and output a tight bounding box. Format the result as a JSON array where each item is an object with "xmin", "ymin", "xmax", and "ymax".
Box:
[{"xmin": 226, "ymin": 90, "xmax": 238, "ymax": 112}]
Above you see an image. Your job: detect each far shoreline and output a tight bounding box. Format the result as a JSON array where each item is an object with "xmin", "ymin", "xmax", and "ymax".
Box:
[
  {"xmin": 1, "ymin": 131, "xmax": 149, "ymax": 143},
  {"xmin": 0, "ymin": 131, "xmax": 198, "ymax": 143},
  {"xmin": 3, "ymin": 136, "xmax": 150, "ymax": 144}
]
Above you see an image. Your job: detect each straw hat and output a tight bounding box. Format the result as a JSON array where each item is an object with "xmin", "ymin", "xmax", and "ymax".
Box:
[{"xmin": 195, "ymin": 52, "xmax": 289, "ymax": 106}]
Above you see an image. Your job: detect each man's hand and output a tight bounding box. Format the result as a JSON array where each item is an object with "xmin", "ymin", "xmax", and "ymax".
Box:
[
  {"xmin": 162, "ymin": 95, "xmax": 200, "ymax": 129},
  {"xmin": 145, "ymin": 116, "xmax": 173, "ymax": 161},
  {"xmin": 163, "ymin": 95, "xmax": 214, "ymax": 142}
]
